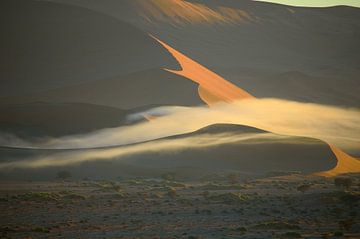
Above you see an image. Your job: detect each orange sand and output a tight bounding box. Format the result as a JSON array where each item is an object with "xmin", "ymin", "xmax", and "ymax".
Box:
[
  {"xmin": 153, "ymin": 35, "xmax": 359, "ymax": 176},
  {"xmin": 151, "ymin": 35, "xmax": 254, "ymax": 106},
  {"xmin": 316, "ymin": 145, "xmax": 360, "ymax": 177}
]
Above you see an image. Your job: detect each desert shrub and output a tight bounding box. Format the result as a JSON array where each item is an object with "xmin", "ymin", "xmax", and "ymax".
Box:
[
  {"xmin": 14, "ymin": 192, "xmax": 61, "ymax": 201},
  {"xmin": 13, "ymin": 191, "xmax": 86, "ymax": 202},
  {"xmin": 321, "ymin": 233, "xmax": 331, "ymax": 239},
  {"xmin": 280, "ymin": 232, "xmax": 302, "ymax": 238},
  {"xmin": 188, "ymin": 236, "xmax": 202, "ymax": 239},
  {"xmin": 297, "ymin": 184, "xmax": 311, "ymax": 193},
  {"xmin": 167, "ymin": 187, "xmax": 177, "ymax": 198},
  {"xmin": 205, "ymin": 192, "xmax": 249, "ymax": 204},
  {"xmin": 161, "ymin": 173, "xmax": 176, "ymax": 181},
  {"xmin": 236, "ymin": 227, "xmax": 247, "ymax": 233},
  {"xmin": 338, "ymin": 219, "xmax": 354, "ymax": 231},
  {"xmin": 252, "ymin": 220, "xmax": 300, "ymax": 230},
  {"xmin": 333, "ymin": 231, "xmax": 344, "ymax": 237},
  {"xmin": 334, "ymin": 177, "xmax": 352, "ymax": 190},
  {"xmin": 339, "ymin": 192, "xmax": 360, "ymax": 204},
  {"xmin": 32, "ymin": 226, "xmax": 50, "ymax": 233},
  {"xmin": 200, "ymin": 182, "xmax": 246, "ymax": 190},
  {"xmin": 227, "ymin": 173, "xmax": 239, "ymax": 184},
  {"xmin": 96, "ymin": 181, "xmax": 122, "ymax": 192},
  {"xmin": 164, "ymin": 181, "xmax": 186, "ymax": 188},
  {"xmin": 57, "ymin": 170, "xmax": 72, "ymax": 180},
  {"xmin": 61, "ymin": 193, "xmax": 86, "ymax": 200}
]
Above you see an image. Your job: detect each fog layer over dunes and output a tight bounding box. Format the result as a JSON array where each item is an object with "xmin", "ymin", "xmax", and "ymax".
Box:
[{"xmin": 0, "ymin": 0, "xmax": 359, "ymax": 179}]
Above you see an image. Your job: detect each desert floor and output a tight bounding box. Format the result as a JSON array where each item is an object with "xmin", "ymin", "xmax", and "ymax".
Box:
[{"xmin": 1, "ymin": 174, "xmax": 359, "ymax": 239}]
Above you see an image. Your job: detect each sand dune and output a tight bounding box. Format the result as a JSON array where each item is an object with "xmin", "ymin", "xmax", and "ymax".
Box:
[
  {"xmin": 317, "ymin": 146, "xmax": 360, "ymax": 177},
  {"xmin": 0, "ymin": 124, "xmax": 337, "ymax": 180},
  {"xmin": 54, "ymin": 0, "xmax": 252, "ymax": 25},
  {"xmin": 129, "ymin": 0, "xmax": 252, "ymax": 25},
  {"xmin": 0, "ymin": 0, "xmax": 358, "ymax": 178},
  {"xmin": 152, "ymin": 36, "xmax": 254, "ymax": 105},
  {"xmin": 0, "ymin": 69, "xmax": 202, "ymax": 109},
  {"xmin": 0, "ymin": 0, "xmax": 177, "ymax": 97},
  {"xmin": 54, "ymin": 0, "xmax": 360, "ymax": 107},
  {"xmin": 153, "ymin": 37, "xmax": 359, "ymax": 176},
  {"xmin": 0, "ymin": 103, "xmax": 130, "ymax": 138}
]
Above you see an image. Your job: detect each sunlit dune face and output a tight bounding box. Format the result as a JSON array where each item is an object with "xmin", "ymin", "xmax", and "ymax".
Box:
[
  {"xmin": 151, "ymin": 35, "xmax": 359, "ymax": 177},
  {"xmin": 152, "ymin": 36, "xmax": 255, "ymax": 105},
  {"xmin": 0, "ymin": 34, "xmax": 358, "ymax": 178},
  {"xmin": 317, "ymin": 146, "xmax": 360, "ymax": 177},
  {"xmin": 197, "ymin": 86, "xmax": 225, "ymax": 106},
  {"xmin": 131, "ymin": 0, "xmax": 251, "ymax": 25}
]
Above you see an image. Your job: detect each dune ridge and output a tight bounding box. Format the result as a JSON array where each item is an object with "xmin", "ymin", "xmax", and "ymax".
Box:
[
  {"xmin": 316, "ymin": 145, "xmax": 360, "ymax": 177},
  {"xmin": 151, "ymin": 35, "xmax": 254, "ymax": 106},
  {"xmin": 131, "ymin": 0, "xmax": 251, "ymax": 25},
  {"xmin": 153, "ymin": 35, "xmax": 359, "ymax": 177}
]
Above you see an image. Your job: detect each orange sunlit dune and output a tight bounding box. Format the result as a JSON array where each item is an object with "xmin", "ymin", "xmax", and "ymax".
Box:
[
  {"xmin": 151, "ymin": 35, "xmax": 255, "ymax": 106},
  {"xmin": 317, "ymin": 145, "xmax": 360, "ymax": 177},
  {"xmin": 198, "ymin": 86, "xmax": 225, "ymax": 106},
  {"xmin": 152, "ymin": 35, "xmax": 360, "ymax": 177}
]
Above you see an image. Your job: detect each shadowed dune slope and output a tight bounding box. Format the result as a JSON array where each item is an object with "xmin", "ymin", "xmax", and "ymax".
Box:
[
  {"xmin": 0, "ymin": 124, "xmax": 338, "ymax": 180},
  {"xmin": 0, "ymin": 0, "xmax": 178, "ymax": 97},
  {"xmin": 0, "ymin": 103, "xmax": 131, "ymax": 138},
  {"xmin": 124, "ymin": 124, "xmax": 337, "ymax": 174},
  {"xmin": 232, "ymin": 71, "xmax": 360, "ymax": 107},
  {"xmin": 317, "ymin": 146, "xmax": 360, "ymax": 177},
  {"xmin": 0, "ymin": 69, "xmax": 203, "ymax": 109},
  {"xmin": 55, "ymin": 0, "xmax": 360, "ymax": 107}
]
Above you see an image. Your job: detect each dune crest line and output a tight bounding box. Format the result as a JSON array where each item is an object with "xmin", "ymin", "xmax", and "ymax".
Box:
[
  {"xmin": 152, "ymin": 35, "xmax": 360, "ymax": 177},
  {"xmin": 316, "ymin": 145, "xmax": 360, "ymax": 177},
  {"xmin": 150, "ymin": 35, "xmax": 254, "ymax": 106}
]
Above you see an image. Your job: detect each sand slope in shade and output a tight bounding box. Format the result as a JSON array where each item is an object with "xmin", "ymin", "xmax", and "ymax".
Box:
[
  {"xmin": 153, "ymin": 36, "xmax": 359, "ymax": 177},
  {"xmin": 317, "ymin": 146, "xmax": 360, "ymax": 177},
  {"xmin": 152, "ymin": 36, "xmax": 254, "ymax": 106}
]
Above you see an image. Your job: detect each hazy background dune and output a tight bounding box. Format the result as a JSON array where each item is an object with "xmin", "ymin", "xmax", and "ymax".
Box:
[
  {"xmin": 0, "ymin": 0, "xmax": 178, "ymax": 97},
  {"xmin": 53, "ymin": 0, "xmax": 360, "ymax": 107},
  {"xmin": 0, "ymin": 0, "xmax": 359, "ymax": 180},
  {"xmin": 0, "ymin": 68, "xmax": 203, "ymax": 109}
]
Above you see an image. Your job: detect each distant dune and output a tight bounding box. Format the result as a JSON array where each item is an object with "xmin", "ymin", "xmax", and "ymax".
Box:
[
  {"xmin": 0, "ymin": 0, "xmax": 178, "ymax": 97},
  {"xmin": 0, "ymin": 68, "xmax": 202, "ymax": 109},
  {"xmin": 0, "ymin": 124, "xmax": 337, "ymax": 180},
  {"xmin": 0, "ymin": 102, "xmax": 130, "ymax": 138},
  {"xmin": 55, "ymin": 0, "xmax": 360, "ymax": 107},
  {"xmin": 0, "ymin": 0, "xmax": 358, "ymax": 180}
]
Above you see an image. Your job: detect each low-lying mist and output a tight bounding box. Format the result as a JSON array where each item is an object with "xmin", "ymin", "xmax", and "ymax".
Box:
[{"xmin": 0, "ymin": 98, "xmax": 359, "ymax": 169}]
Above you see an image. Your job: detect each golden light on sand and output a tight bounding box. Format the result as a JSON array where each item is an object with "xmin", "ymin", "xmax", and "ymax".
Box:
[
  {"xmin": 317, "ymin": 145, "xmax": 360, "ymax": 177},
  {"xmin": 151, "ymin": 35, "xmax": 255, "ymax": 105},
  {"xmin": 153, "ymin": 36, "xmax": 360, "ymax": 177}
]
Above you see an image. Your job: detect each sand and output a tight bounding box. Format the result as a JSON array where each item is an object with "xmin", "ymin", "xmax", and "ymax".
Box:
[
  {"xmin": 153, "ymin": 36, "xmax": 359, "ymax": 177},
  {"xmin": 152, "ymin": 35, "xmax": 254, "ymax": 106}
]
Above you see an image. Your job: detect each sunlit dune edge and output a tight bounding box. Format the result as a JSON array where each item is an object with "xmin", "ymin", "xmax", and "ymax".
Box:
[
  {"xmin": 152, "ymin": 35, "xmax": 359, "ymax": 177},
  {"xmin": 150, "ymin": 35, "xmax": 255, "ymax": 106},
  {"xmin": 316, "ymin": 145, "xmax": 360, "ymax": 177}
]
